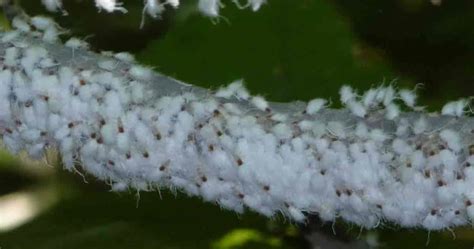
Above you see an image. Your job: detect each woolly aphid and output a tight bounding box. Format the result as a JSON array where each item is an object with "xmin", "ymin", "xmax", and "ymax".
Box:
[
  {"xmin": 42, "ymin": 0, "xmax": 65, "ymax": 13},
  {"xmin": 40, "ymin": 0, "xmax": 268, "ymax": 20},
  {"xmin": 305, "ymin": 98, "xmax": 328, "ymax": 115},
  {"xmin": 442, "ymin": 99, "xmax": 470, "ymax": 117},
  {"xmin": 144, "ymin": 0, "xmax": 166, "ymax": 18},
  {"xmin": 95, "ymin": 0, "xmax": 128, "ymax": 13}
]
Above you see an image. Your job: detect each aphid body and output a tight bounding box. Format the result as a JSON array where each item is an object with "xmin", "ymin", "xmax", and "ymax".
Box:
[{"xmin": 305, "ymin": 98, "xmax": 328, "ymax": 115}]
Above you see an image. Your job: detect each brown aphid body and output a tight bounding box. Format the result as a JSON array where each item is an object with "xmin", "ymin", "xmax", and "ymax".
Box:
[
  {"xmin": 466, "ymin": 200, "xmax": 472, "ymax": 207},
  {"xmin": 469, "ymin": 144, "xmax": 474, "ymax": 156},
  {"xmin": 155, "ymin": 132, "xmax": 162, "ymax": 140},
  {"xmin": 424, "ymin": 170, "xmax": 431, "ymax": 178},
  {"xmin": 25, "ymin": 100, "xmax": 33, "ymax": 108}
]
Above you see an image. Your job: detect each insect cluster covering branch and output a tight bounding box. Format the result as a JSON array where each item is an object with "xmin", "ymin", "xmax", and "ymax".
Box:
[{"xmin": 2, "ymin": 12, "xmax": 474, "ymax": 232}]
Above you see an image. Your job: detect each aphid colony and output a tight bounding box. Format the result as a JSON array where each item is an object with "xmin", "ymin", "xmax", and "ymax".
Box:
[
  {"xmin": 3, "ymin": 16, "xmax": 474, "ymax": 231},
  {"xmin": 41, "ymin": 0, "xmax": 267, "ymax": 19}
]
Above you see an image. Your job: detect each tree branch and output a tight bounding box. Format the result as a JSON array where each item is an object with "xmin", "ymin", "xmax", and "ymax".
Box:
[{"xmin": 1, "ymin": 16, "xmax": 474, "ymax": 232}]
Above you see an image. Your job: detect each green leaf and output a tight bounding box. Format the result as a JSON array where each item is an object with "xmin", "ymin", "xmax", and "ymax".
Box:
[{"xmin": 137, "ymin": 0, "xmax": 398, "ymax": 102}]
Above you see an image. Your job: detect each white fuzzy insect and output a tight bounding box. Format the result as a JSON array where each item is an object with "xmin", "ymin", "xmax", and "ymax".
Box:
[
  {"xmin": 39, "ymin": 58, "xmax": 59, "ymax": 68},
  {"xmin": 233, "ymin": 81, "xmax": 250, "ymax": 100},
  {"xmin": 305, "ymin": 98, "xmax": 328, "ymax": 115},
  {"xmin": 20, "ymin": 129, "xmax": 42, "ymax": 143},
  {"xmin": 296, "ymin": 120, "xmax": 312, "ymax": 131},
  {"xmin": 30, "ymin": 16, "xmax": 56, "ymax": 30},
  {"xmin": 439, "ymin": 149, "xmax": 457, "ymax": 169},
  {"xmin": 249, "ymin": 0, "xmax": 267, "ymax": 11},
  {"xmin": 467, "ymin": 205, "xmax": 474, "ymax": 222},
  {"xmin": 339, "ymin": 85, "xmax": 356, "ymax": 105},
  {"xmin": 3, "ymin": 133, "xmax": 23, "ymax": 155},
  {"xmin": 413, "ymin": 117, "xmax": 428, "ymax": 135},
  {"xmin": 348, "ymin": 100, "xmax": 367, "ymax": 118},
  {"xmin": 165, "ymin": 0, "xmax": 180, "ymax": 8},
  {"xmin": 101, "ymin": 123, "xmax": 118, "ymax": 145},
  {"xmin": 144, "ymin": 0, "xmax": 165, "ymax": 18},
  {"xmin": 375, "ymin": 86, "xmax": 388, "ymax": 104},
  {"xmin": 399, "ymin": 88, "xmax": 417, "ymax": 108},
  {"xmin": 198, "ymin": 0, "xmax": 221, "ymax": 17},
  {"xmin": 270, "ymin": 113, "xmax": 287, "ymax": 122},
  {"xmin": 130, "ymin": 81, "xmax": 147, "ymax": 103},
  {"xmin": 369, "ymin": 129, "xmax": 389, "ymax": 142},
  {"xmin": 271, "ymin": 123, "xmax": 292, "ymax": 139},
  {"xmin": 251, "ymin": 96, "xmax": 269, "ymax": 112},
  {"xmin": 439, "ymin": 129, "xmax": 462, "ymax": 152},
  {"xmin": 95, "ymin": 0, "xmax": 128, "ymax": 13},
  {"xmin": 354, "ymin": 122, "xmax": 369, "ymax": 139},
  {"xmin": 42, "ymin": 0, "xmax": 65, "ymax": 13},
  {"xmin": 129, "ymin": 65, "xmax": 154, "ymax": 81},
  {"xmin": 116, "ymin": 133, "xmax": 130, "ymax": 153},
  {"xmin": 222, "ymin": 103, "xmax": 242, "ymax": 115},
  {"xmin": 12, "ymin": 17, "xmax": 31, "ymax": 33},
  {"xmin": 288, "ymin": 206, "xmax": 305, "ymax": 222},
  {"xmin": 114, "ymin": 52, "xmax": 136, "ymax": 63},
  {"xmin": 59, "ymin": 136, "xmax": 75, "ymax": 155},
  {"xmin": 103, "ymin": 91, "xmax": 123, "ymax": 119},
  {"xmin": 385, "ymin": 103, "xmax": 400, "ymax": 120},
  {"xmin": 4, "ymin": 47, "xmax": 19, "ymax": 67},
  {"xmin": 382, "ymin": 85, "xmax": 396, "ymax": 106},
  {"xmin": 1, "ymin": 31, "xmax": 20, "ymax": 43},
  {"xmin": 65, "ymin": 37, "xmax": 90, "ymax": 50},
  {"xmin": 27, "ymin": 143, "xmax": 46, "ymax": 160},
  {"xmin": 422, "ymin": 213, "xmax": 445, "ymax": 231},
  {"xmin": 42, "ymin": 26, "xmax": 61, "ymax": 43},
  {"xmin": 111, "ymin": 182, "xmax": 129, "ymax": 192},
  {"xmin": 327, "ymin": 121, "xmax": 346, "ymax": 138},
  {"xmin": 215, "ymin": 80, "xmax": 246, "ymax": 99},
  {"xmin": 21, "ymin": 47, "xmax": 49, "ymax": 77},
  {"xmin": 410, "ymin": 150, "xmax": 426, "ymax": 169},
  {"xmin": 362, "ymin": 88, "xmax": 378, "ymax": 108},
  {"xmin": 441, "ymin": 101, "xmax": 456, "ymax": 116},
  {"xmin": 441, "ymin": 99, "xmax": 469, "ymax": 117},
  {"xmin": 97, "ymin": 60, "xmax": 117, "ymax": 71},
  {"xmin": 455, "ymin": 99, "xmax": 470, "ymax": 116},
  {"xmin": 392, "ymin": 138, "xmax": 412, "ymax": 155}
]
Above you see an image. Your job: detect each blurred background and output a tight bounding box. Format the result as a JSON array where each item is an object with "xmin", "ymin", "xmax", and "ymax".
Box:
[{"xmin": 1, "ymin": 0, "xmax": 474, "ymax": 248}]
